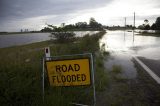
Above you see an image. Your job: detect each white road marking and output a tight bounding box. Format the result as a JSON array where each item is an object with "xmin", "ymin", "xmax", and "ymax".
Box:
[{"xmin": 133, "ymin": 56, "xmax": 160, "ymax": 84}]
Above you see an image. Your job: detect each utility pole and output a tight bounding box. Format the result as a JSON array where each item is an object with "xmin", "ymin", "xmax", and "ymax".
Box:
[
  {"xmin": 133, "ymin": 12, "xmax": 135, "ymax": 42},
  {"xmin": 125, "ymin": 17, "xmax": 126, "ymax": 28},
  {"xmin": 124, "ymin": 17, "xmax": 126, "ymax": 41}
]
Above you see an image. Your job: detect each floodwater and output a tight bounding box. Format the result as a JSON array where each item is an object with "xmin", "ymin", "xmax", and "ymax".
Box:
[
  {"xmin": 100, "ymin": 30, "xmax": 160, "ymax": 78},
  {"xmin": 0, "ymin": 33, "xmax": 50, "ymax": 48},
  {"xmin": 0, "ymin": 31, "xmax": 98, "ymax": 48}
]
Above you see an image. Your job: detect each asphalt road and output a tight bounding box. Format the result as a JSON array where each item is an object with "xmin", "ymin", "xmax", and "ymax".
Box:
[{"xmin": 137, "ymin": 57, "xmax": 160, "ymax": 78}]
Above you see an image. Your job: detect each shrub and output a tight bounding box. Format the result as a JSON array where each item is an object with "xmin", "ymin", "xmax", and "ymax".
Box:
[{"xmin": 50, "ymin": 31, "xmax": 76, "ymax": 43}]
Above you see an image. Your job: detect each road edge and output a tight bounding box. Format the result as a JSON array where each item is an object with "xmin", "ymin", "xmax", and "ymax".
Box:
[{"xmin": 132, "ymin": 56, "xmax": 160, "ymax": 84}]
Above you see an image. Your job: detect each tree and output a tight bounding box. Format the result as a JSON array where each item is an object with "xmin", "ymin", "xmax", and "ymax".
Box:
[
  {"xmin": 144, "ymin": 24, "xmax": 150, "ymax": 30},
  {"xmin": 144, "ymin": 19, "xmax": 149, "ymax": 25},
  {"xmin": 41, "ymin": 27, "xmax": 52, "ymax": 32},
  {"xmin": 138, "ymin": 25, "xmax": 144, "ymax": 29},
  {"xmin": 64, "ymin": 24, "xmax": 75, "ymax": 30},
  {"xmin": 75, "ymin": 22, "xmax": 87, "ymax": 28},
  {"xmin": 155, "ymin": 17, "xmax": 160, "ymax": 30},
  {"xmin": 151, "ymin": 23, "xmax": 156, "ymax": 30},
  {"xmin": 89, "ymin": 17, "xmax": 101, "ymax": 28},
  {"xmin": 138, "ymin": 19, "xmax": 151, "ymax": 30},
  {"xmin": 126, "ymin": 25, "xmax": 132, "ymax": 28},
  {"xmin": 40, "ymin": 24, "xmax": 58, "ymax": 32},
  {"xmin": 47, "ymin": 24, "xmax": 57, "ymax": 31},
  {"xmin": 51, "ymin": 32, "xmax": 76, "ymax": 43},
  {"xmin": 89, "ymin": 18, "xmax": 96, "ymax": 25}
]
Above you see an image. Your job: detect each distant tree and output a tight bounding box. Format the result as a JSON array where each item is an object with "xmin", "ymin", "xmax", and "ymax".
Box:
[
  {"xmin": 103, "ymin": 25, "xmax": 109, "ymax": 29},
  {"xmin": 89, "ymin": 17, "xmax": 98, "ymax": 28},
  {"xmin": 138, "ymin": 25, "xmax": 144, "ymax": 29},
  {"xmin": 126, "ymin": 25, "xmax": 132, "ymax": 28},
  {"xmin": 138, "ymin": 19, "xmax": 150, "ymax": 30},
  {"xmin": 155, "ymin": 17, "xmax": 160, "ymax": 30},
  {"xmin": 47, "ymin": 24, "xmax": 57, "ymax": 30},
  {"xmin": 51, "ymin": 32, "xmax": 76, "ymax": 43},
  {"xmin": 151, "ymin": 23, "xmax": 156, "ymax": 30},
  {"xmin": 41, "ymin": 27, "xmax": 52, "ymax": 32},
  {"xmin": 89, "ymin": 17, "xmax": 102, "ymax": 28},
  {"xmin": 89, "ymin": 18, "xmax": 96, "ymax": 25},
  {"xmin": 144, "ymin": 19, "xmax": 149, "ymax": 25},
  {"xmin": 126, "ymin": 25, "xmax": 129, "ymax": 28},
  {"xmin": 144, "ymin": 24, "xmax": 150, "ymax": 30},
  {"xmin": 41, "ymin": 24, "xmax": 58, "ymax": 32},
  {"xmin": 64, "ymin": 24, "xmax": 75, "ymax": 30},
  {"xmin": 75, "ymin": 22, "xmax": 87, "ymax": 28},
  {"xmin": 40, "ymin": 17, "xmax": 104, "ymax": 32}
]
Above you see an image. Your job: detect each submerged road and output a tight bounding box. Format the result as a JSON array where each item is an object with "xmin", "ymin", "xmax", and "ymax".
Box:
[{"xmin": 100, "ymin": 30, "xmax": 160, "ymax": 81}]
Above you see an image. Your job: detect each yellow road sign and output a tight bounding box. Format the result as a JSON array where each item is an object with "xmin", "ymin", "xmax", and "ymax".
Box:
[{"xmin": 45, "ymin": 58, "xmax": 91, "ymax": 86}]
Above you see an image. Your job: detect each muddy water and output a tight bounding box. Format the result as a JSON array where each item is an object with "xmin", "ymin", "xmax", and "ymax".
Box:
[{"xmin": 100, "ymin": 30, "xmax": 160, "ymax": 79}]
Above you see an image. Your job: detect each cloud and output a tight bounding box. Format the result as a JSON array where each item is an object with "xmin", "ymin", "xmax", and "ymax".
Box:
[
  {"xmin": 0, "ymin": 0, "xmax": 113, "ymax": 31},
  {"xmin": 0, "ymin": 0, "xmax": 112, "ymax": 21},
  {"xmin": 0, "ymin": 0, "xmax": 160, "ymax": 31}
]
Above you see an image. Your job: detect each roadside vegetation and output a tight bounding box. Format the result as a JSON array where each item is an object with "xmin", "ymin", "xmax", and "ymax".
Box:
[
  {"xmin": 138, "ymin": 17, "xmax": 160, "ymax": 30},
  {"xmin": 41, "ymin": 17, "xmax": 103, "ymax": 32},
  {"xmin": 136, "ymin": 31, "xmax": 160, "ymax": 36},
  {"xmin": 0, "ymin": 30, "xmax": 108, "ymax": 106},
  {"xmin": 136, "ymin": 16, "xmax": 160, "ymax": 36}
]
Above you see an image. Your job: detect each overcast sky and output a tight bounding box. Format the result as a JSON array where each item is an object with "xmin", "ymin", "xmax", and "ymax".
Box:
[{"xmin": 0, "ymin": 0, "xmax": 160, "ymax": 32}]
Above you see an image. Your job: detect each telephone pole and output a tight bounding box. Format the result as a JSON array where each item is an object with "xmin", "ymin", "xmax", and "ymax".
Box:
[
  {"xmin": 125, "ymin": 17, "xmax": 126, "ymax": 27},
  {"xmin": 133, "ymin": 12, "xmax": 135, "ymax": 28},
  {"xmin": 133, "ymin": 12, "xmax": 135, "ymax": 42},
  {"xmin": 124, "ymin": 17, "xmax": 126, "ymax": 41}
]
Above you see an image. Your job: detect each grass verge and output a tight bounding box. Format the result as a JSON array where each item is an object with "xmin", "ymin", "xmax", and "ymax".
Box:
[{"xmin": 0, "ymin": 31, "xmax": 108, "ymax": 106}]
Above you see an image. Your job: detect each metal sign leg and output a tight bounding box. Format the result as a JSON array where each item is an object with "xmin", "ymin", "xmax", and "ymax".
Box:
[
  {"xmin": 91, "ymin": 53, "xmax": 96, "ymax": 106},
  {"xmin": 42, "ymin": 57, "xmax": 45, "ymax": 102}
]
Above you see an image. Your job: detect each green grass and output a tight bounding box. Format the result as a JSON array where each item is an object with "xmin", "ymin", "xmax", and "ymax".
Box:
[
  {"xmin": 0, "ymin": 31, "xmax": 107, "ymax": 106},
  {"xmin": 111, "ymin": 65, "xmax": 122, "ymax": 74},
  {"xmin": 95, "ymin": 55, "xmax": 109, "ymax": 91}
]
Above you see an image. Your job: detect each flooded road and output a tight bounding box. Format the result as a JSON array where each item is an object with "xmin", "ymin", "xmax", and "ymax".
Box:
[{"xmin": 100, "ymin": 30, "xmax": 160, "ymax": 79}]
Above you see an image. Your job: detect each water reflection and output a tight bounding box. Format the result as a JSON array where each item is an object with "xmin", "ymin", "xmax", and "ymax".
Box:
[
  {"xmin": 0, "ymin": 31, "xmax": 98, "ymax": 48},
  {"xmin": 101, "ymin": 30, "xmax": 160, "ymax": 59},
  {"xmin": 101, "ymin": 30, "xmax": 160, "ymax": 78}
]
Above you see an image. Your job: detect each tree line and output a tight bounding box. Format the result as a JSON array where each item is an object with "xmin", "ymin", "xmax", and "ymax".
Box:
[
  {"xmin": 41, "ymin": 17, "xmax": 103, "ymax": 32},
  {"xmin": 138, "ymin": 17, "xmax": 160, "ymax": 30}
]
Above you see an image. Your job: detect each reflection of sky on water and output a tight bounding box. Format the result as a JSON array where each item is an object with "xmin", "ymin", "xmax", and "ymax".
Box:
[
  {"xmin": 0, "ymin": 31, "xmax": 98, "ymax": 48},
  {"xmin": 100, "ymin": 30, "xmax": 160, "ymax": 60},
  {"xmin": 101, "ymin": 30, "xmax": 160, "ymax": 79}
]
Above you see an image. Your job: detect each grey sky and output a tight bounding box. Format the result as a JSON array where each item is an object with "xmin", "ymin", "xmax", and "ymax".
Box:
[
  {"xmin": 0, "ymin": 0, "xmax": 109, "ymax": 19},
  {"xmin": 0, "ymin": 0, "xmax": 160, "ymax": 31}
]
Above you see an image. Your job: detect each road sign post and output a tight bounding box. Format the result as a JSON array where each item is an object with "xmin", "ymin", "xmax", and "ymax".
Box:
[
  {"xmin": 91, "ymin": 53, "xmax": 96, "ymax": 106},
  {"xmin": 42, "ymin": 53, "xmax": 96, "ymax": 105},
  {"xmin": 42, "ymin": 57, "xmax": 45, "ymax": 102}
]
